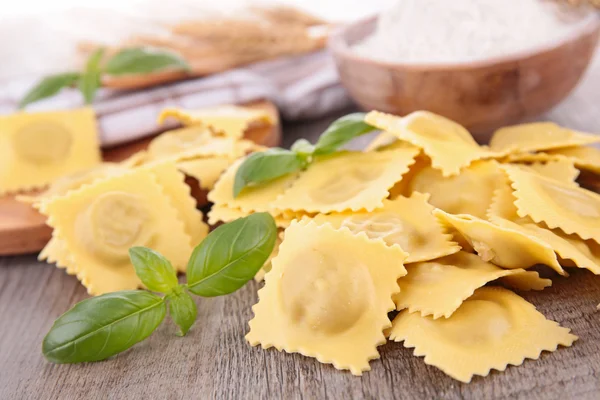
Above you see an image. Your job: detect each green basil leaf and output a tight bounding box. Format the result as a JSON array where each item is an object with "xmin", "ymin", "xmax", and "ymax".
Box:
[
  {"xmin": 129, "ymin": 247, "xmax": 178, "ymax": 293},
  {"xmin": 42, "ymin": 291, "xmax": 166, "ymax": 364},
  {"xmin": 78, "ymin": 48, "xmax": 105, "ymax": 104},
  {"xmin": 168, "ymin": 288, "xmax": 197, "ymax": 336},
  {"xmin": 18, "ymin": 73, "xmax": 80, "ymax": 109},
  {"xmin": 233, "ymin": 148, "xmax": 306, "ymax": 197},
  {"xmin": 313, "ymin": 113, "xmax": 376, "ymax": 155},
  {"xmin": 187, "ymin": 213, "xmax": 277, "ymax": 297},
  {"xmin": 290, "ymin": 138, "xmax": 315, "ymax": 156},
  {"xmin": 104, "ymin": 47, "xmax": 190, "ymax": 76}
]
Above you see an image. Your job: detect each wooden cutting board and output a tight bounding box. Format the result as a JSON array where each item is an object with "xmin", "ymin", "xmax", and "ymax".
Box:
[{"xmin": 0, "ymin": 100, "xmax": 281, "ymax": 256}]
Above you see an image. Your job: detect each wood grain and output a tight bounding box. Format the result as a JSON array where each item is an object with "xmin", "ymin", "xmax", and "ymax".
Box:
[{"xmin": 1, "ymin": 107, "xmax": 600, "ymax": 399}]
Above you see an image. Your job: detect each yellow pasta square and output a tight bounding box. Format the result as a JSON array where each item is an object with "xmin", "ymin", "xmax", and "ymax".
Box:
[
  {"xmin": 312, "ymin": 192, "xmax": 460, "ymax": 263},
  {"xmin": 158, "ymin": 105, "xmax": 274, "ymax": 139},
  {"xmin": 490, "ymin": 122, "xmax": 600, "ymax": 155},
  {"xmin": 393, "ymin": 251, "xmax": 551, "ymax": 319},
  {"xmin": 407, "ymin": 160, "xmax": 503, "ymax": 219},
  {"xmin": 518, "ymin": 159, "xmax": 580, "ymax": 184},
  {"xmin": 0, "ymin": 107, "xmax": 101, "ymax": 193},
  {"xmin": 365, "ymin": 111, "xmax": 494, "ymax": 176},
  {"xmin": 40, "ymin": 168, "xmax": 193, "ymax": 295},
  {"xmin": 246, "ymin": 220, "xmax": 408, "ymax": 375},
  {"xmin": 177, "ymin": 157, "xmax": 233, "ymax": 190},
  {"xmin": 141, "ymin": 161, "xmax": 208, "ymax": 249},
  {"xmin": 488, "ymin": 181, "xmax": 600, "ymax": 274},
  {"xmin": 272, "ymin": 148, "xmax": 419, "ymax": 213},
  {"xmin": 389, "ymin": 287, "xmax": 577, "ymax": 383},
  {"xmin": 503, "ymin": 165, "xmax": 600, "ymax": 243},
  {"xmin": 434, "ymin": 209, "xmax": 565, "ymax": 275},
  {"xmin": 546, "ymin": 145, "xmax": 600, "ymax": 174}
]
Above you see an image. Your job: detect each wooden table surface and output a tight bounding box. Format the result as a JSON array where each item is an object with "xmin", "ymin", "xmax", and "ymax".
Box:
[{"xmin": 4, "ymin": 54, "xmax": 600, "ymax": 399}]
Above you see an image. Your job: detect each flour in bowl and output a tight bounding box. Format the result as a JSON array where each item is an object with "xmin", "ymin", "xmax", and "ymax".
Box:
[{"xmin": 353, "ymin": 0, "xmax": 597, "ymax": 64}]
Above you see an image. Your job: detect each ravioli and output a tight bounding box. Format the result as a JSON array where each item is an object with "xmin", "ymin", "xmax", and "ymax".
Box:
[
  {"xmin": 389, "ymin": 287, "xmax": 577, "ymax": 383},
  {"xmin": 0, "ymin": 108, "xmax": 101, "ymax": 193},
  {"xmin": 246, "ymin": 220, "xmax": 408, "ymax": 375},
  {"xmin": 208, "ymin": 158, "xmax": 300, "ymax": 213},
  {"xmin": 520, "ymin": 159, "xmax": 580, "ymax": 184},
  {"xmin": 407, "ymin": 160, "xmax": 502, "ymax": 218},
  {"xmin": 503, "ymin": 165, "xmax": 600, "ymax": 243},
  {"xmin": 207, "ymin": 205, "xmax": 306, "ymax": 229},
  {"xmin": 17, "ymin": 163, "xmax": 127, "ymax": 207},
  {"xmin": 40, "ymin": 168, "xmax": 193, "ymax": 295},
  {"xmin": 254, "ymin": 232, "xmax": 284, "ymax": 282},
  {"xmin": 434, "ymin": 209, "xmax": 565, "ymax": 275},
  {"xmin": 393, "ymin": 252, "xmax": 550, "ymax": 319},
  {"xmin": 158, "ymin": 105, "xmax": 274, "ymax": 139},
  {"xmin": 142, "ymin": 161, "xmax": 208, "ymax": 248},
  {"xmin": 177, "ymin": 157, "xmax": 233, "ymax": 190},
  {"xmin": 39, "ymin": 236, "xmax": 74, "ymax": 274},
  {"xmin": 490, "ymin": 122, "xmax": 600, "ymax": 155},
  {"xmin": 312, "ymin": 192, "xmax": 460, "ymax": 263},
  {"xmin": 365, "ymin": 111, "xmax": 494, "ymax": 176},
  {"xmin": 272, "ymin": 148, "xmax": 418, "ymax": 213},
  {"xmin": 546, "ymin": 146, "xmax": 600, "ymax": 174},
  {"xmin": 147, "ymin": 127, "xmax": 255, "ymax": 162},
  {"xmin": 488, "ymin": 182, "xmax": 600, "ymax": 274}
]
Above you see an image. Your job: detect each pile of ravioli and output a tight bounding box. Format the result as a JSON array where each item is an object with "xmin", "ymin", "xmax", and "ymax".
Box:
[
  {"xmin": 209, "ymin": 111, "xmax": 600, "ymax": 382},
  {"xmin": 19, "ymin": 105, "xmax": 272, "ymax": 295}
]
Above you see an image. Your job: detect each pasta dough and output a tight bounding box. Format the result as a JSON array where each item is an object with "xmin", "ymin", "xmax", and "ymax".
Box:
[
  {"xmin": 546, "ymin": 146, "xmax": 600, "ymax": 174},
  {"xmin": 0, "ymin": 108, "xmax": 101, "ymax": 193},
  {"xmin": 434, "ymin": 209, "xmax": 565, "ymax": 275},
  {"xmin": 504, "ymin": 165, "xmax": 600, "ymax": 243},
  {"xmin": 407, "ymin": 160, "xmax": 502, "ymax": 218},
  {"xmin": 488, "ymin": 182, "xmax": 600, "ymax": 274},
  {"xmin": 246, "ymin": 220, "xmax": 408, "ymax": 375},
  {"xmin": 158, "ymin": 105, "xmax": 274, "ymax": 139},
  {"xmin": 394, "ymin": 251, "xmax": 550, "ymax": 318},
  {"xmin": 365, "ymin": 111, "xmax": 494, "ymax": 176},
  {"xmin": 177, "ymin": 157, "xmax": 233, "ymax": 190},
  {"xmin": 271, "ymin": 148, "xmax": 419, "ymax": 213},
  {"xmin": 389, "ymin": 287, "xmax": 577, "ymax": 383},
  {"xmin": 311, "ymin": 192, "xmax": 460, "ymax": 263},
  {"xmin": 520, "ymin": 159, "xmax": 580, "ymax": 184},
  {"xmin": 490, "ymin": 122, "xmax": 600, "ymax": 155},
  {"xmin": 40, "ymin": 168, "xmax": 193, "ymax": 295}
]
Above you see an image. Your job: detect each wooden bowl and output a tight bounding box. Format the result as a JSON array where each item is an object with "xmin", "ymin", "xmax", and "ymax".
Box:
[{"xmin": 329, "ymin": 16, "xmax": 600, "ymax": 139}]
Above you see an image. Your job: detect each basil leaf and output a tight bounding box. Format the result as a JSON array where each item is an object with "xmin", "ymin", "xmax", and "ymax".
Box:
[
  {"xmin": 168, "ymin": 288, "xmax": 197, "ymax": 336},
  {"xmin": 290, "ymin": 138, "xmax": 315, "ymax": 156},
  {"xmin": 42, "ymin": 291, "xmax": 166, "ymax": 363},
  {"xmin": 104, "ymin": 47, "xmax": 190, "ymax": 76},
  {"xmin": 233, "ymin": 148, "xmax": 306, "ymax": 197},
  {"xmin": 79, "ymin": 48, "xmax": 105, "ymax": 104},
  {"xmin": 313, "ymin": 113, "xmax": 377, "ymax": 155},
  {"xmin": 129, "ymin": 247, "xmax": 178, "ymax": 293},
  {"xmin": 187, "ymin": 213, "xmax": 277, "ymax": 297},
  {"xmin": 18, "ymin": 73, "xmax": 80, "ymax": 109}
]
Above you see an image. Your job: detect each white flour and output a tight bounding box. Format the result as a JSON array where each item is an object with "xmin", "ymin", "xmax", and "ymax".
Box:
[{"xmin": 353, "ymin": 0, "xmax": 597, "ymax": 64}]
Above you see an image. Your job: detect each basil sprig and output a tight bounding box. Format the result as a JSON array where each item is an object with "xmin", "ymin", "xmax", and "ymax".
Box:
[
  {"xmin": 19, "ymin": 47, "xmax": 190, "ymax": 109},
  {"xmin": 233, "ymin": 113, "xmax": 376, "ymax": 197},
  {"xmin": 42, "ymin": 213, "xmax": 276, "ymax": 364}
]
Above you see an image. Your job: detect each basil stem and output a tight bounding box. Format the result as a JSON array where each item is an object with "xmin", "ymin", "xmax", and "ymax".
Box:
[
  {"xmin": 129, "ymin": 247, "xmax": 179, "ymax": 294},
  {"xmin": 42, "ymin": 291, "xmax": 166, "ymax": 363},
  {"xmin": 187, "ymin": 213, "xmax": 277, "ymax": 297}
]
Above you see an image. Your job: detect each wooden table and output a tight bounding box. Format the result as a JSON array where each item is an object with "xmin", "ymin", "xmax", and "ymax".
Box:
[{"xmin": 3, "ymin": 57, "xmax": 600, "ymax": 399}]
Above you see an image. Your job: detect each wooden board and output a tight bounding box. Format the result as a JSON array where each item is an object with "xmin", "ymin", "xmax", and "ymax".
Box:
[
  {"xmin": 0, "ymin": 100, "xmax": 281, "ymax": 256},
  {"xmin": 1, "ymin": 113, "xmax": 600, "ymax": 400}
]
